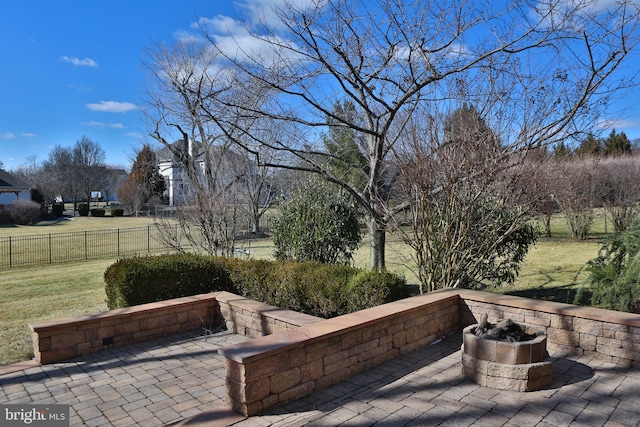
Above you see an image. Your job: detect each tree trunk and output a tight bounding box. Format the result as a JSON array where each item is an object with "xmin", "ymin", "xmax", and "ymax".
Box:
[
  {"xmin": 544, "ymin": 215, "xmax": 551, "ymax": 238},
  {"xmin": 367, "ymin": 216, "xmax": 386, "ymax": 271}
]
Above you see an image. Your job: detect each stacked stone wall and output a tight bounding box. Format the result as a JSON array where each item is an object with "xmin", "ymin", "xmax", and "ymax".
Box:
[
  {"xmin": 215, "ymin": 291, "xmax": 320, "ymax": 337},
  {"xmin": 457, "ymin": 290, "xmax": 640, "ymax": 367},
  {"xmin": 30, "ymin": 287, "xmax": 640, "ymax": 419},
  {"xmin": 30, "ymin": 293, "xmax": 221, "ymax": 364},
  {"xmin": 219, "ymin": 292, "xmax": 459, "ymax": 416}
]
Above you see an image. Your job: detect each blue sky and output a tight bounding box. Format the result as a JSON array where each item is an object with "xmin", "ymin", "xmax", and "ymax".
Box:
[
  {"xmin": 0, "ymin": 1, "xmax": 237, "ymax": 170},
  {"xmin": 2, "ymin": 1, "xmax": 640, "ymax": 171}
]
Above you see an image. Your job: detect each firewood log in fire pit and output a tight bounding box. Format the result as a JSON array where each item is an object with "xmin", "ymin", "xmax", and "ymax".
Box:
[{"xmin": 473, "ymin": 313, "xmax": 537, "ymax": 342}]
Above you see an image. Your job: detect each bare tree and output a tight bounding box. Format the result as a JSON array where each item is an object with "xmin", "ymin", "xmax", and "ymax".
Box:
[
  {"xmin": 103, "ymin": 167, "xmax": 127, "ymax": 206},
  {"xmin": 598, "ymin": 155, "xmax": 640, "ymax": 232},
  {"xmin": 73, "ymin": 136, "xmax": 108, "ymax": 203},
  {"xmin": 11, "ymin": 156, "xmax": 50, "ymax": 199},
  {"xmin": 197, "ymin": 0, "xmax": 639, "ymax": 270},
  {"xmin": 393, "ymin": 105, "xmax": 540, "ymax": 292},
  {"xmin": 43, "ymin": 145, "xmax": 76, "ymax": 204},
  {"xmin": 233, "ymin": 144, "xmax": 279, "ymax": 234},
  {"xmin": 143, "ymin": 40, "xmax": 252, "ymax": 256},
  {"xmin": 117, "ymin": 176, "xmax": 147, "ymax": 216},
  {"xmin": 552, "ymin": 157, "xmax": 600, "ymax": 239}
]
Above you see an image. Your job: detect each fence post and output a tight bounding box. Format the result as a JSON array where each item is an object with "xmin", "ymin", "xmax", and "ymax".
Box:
[
  {"xmin": 148, "ymin": 226, "xmax": 150, "ymax": 253},
  {"xmin": 9, "ymin": 236, "xmax": 12, "ymax": 268},
  {"xmin": 84, "ymin": 231, "xmax": 88, "ymax": 260},
  {"xmin": 49, "ymin": 234, "xmax": 52, "ymax": 264},
  {"xmin": 117, "ymin": 228, "xmax": 120, "ymax": 256}
]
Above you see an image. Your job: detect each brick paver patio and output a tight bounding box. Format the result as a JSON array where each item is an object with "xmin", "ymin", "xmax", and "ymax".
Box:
[
  {"xmin": 2, "ymin": 329, "xmax": 640, "ymax": 426},
  {"xmin": 0, "ymin": 330, "xmax": 249, "ymax": 426}
]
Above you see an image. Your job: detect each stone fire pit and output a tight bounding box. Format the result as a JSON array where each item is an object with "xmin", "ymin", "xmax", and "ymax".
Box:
[{"xmin": 461, "ymin": 316, "xmax": 552, "ymax": 391}]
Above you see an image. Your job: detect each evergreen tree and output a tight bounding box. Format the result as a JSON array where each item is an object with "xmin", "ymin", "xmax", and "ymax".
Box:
[
  {"xmin": 603, "ymin": 129, "xmax": 632, "ymax": 156},
  {"xmin": 118, "ymin": 145, "xmax": 166, "ymax": 215},
  {"xmin": 443, "ymin": 104, "xmax": 499, "ymax": 148},
  {"xmin": 574, "ymin": 133, "xmax": 602, "ymax": 157},
  {"xmin": 553, "ymin": 141, "xmax": 572, "ymax": 158},
  {"xmin": 323, "ymin": 100, "xmax": 369, "ymax": 190},
  {"xmin": 584, "ymin": 220, "xmax": 640, "ymax": 313},
  {"xmin": 130, "ymin": 144, "xmax": 166, "ymax": 202}
]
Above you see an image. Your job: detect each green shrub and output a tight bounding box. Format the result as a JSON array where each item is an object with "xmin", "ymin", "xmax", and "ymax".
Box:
[
  {"xmin": 213, "ymin": 257, "xmax": 276, "ymax": 303},
  {"xmin": 111, "ymin": 208, "xmax": 124, "ymax": 217},
  {"xmin": 346, "ymin": 270, "xmax": 412, "ymax": 313},
  {"xmin": 104, "ymin": 254, "xmax": 235, "ymax": 309},
  {"xmin": 221, "ymin": 258, "xmax": 408, "ymax": 318},
  {"xmin": 104, "ymin": 254, "xmax": 410, "ymax": 317},
  {"xmin": 582, "ymin": 220, "xmax": 640, "ymax": 313},
  {"xmin": 78, "ymin": 203, "xmax": 89, "ymax": 216},
  {"xmin": 51, "ymin": 203, "xmax": 64, "ymax": 217},
  {"xmin": 272, "ymin": 179, "xmax": 362, "ymax": 264},
  {"xmin": 90, "ymin": 208, "xmax": 106, "ymax": 217}
]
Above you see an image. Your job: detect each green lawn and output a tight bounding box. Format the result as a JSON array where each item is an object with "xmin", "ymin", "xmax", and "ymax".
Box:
[
  {"xmin": 1, "ymin": 260, "xmax": 113, "ymax": 365},
  {"xmin": 0, "ymin": 211, "xmax": 608, "ymax": 366},
  {"xmin": 0, "ymin": 214, "xmax": 159, "ymax": 237}
]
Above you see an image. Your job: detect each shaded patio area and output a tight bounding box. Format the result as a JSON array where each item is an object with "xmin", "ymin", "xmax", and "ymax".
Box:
[{"xmin": 2, "ymin": 329, "xmax": 640, "ymax": 426}]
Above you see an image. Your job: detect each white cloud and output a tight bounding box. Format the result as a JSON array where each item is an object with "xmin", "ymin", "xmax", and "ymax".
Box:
[
  {"xmin": 197, "ymin": 12, "xmax": 305, "ymax": 68},
  {"xmin": 235, "ymin": 0, "xmax": 315, "ymax": 29},
  {"xmin": 597, "ymin": 117, "xmax": 640, "ymax": 130},
  {"xmin": 530, "ymin": 0, "xmax": 639, "ymax": 30},
  {"xmin": 20, "ymin": 133, "xmax": 36, "ymax": 138},
  {"xmin": 82, "ymin": 121, "xmax": 125, "ymax": 129},
  {"xmin": 86, "ymin": 101, "xmax": 138, "ymax": 113},
  {"xmin": 2, "ymin": 132, "xmax": 16, "ymax": 140},
  {"xmin": 196, "ymin": 15, "xmax": 245, "ymax": 36},
  {"xmin": 60, "ymin": 56, "xmax": 98, "ymax": 68}
]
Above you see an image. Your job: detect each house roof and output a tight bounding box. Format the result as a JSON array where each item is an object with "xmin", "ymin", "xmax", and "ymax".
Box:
[
  {"xmin": 0, "ymin": 170, "xmax": 30, "ymax": 190},
  {"xmin": 156, "ymin": 140, "xmax": 205, "ymax": 164}
]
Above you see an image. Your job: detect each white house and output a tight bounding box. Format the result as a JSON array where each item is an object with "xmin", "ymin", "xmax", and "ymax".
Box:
[
  {"xmin": 0, "ymin": 170, "xmax": 31, "ymax": 209},
  {"xmin": 157, "ymin": 139, "xmax": 199, "ymax": 206},
  {"xmin": 157, "ymin": 139, "xmax": 232, "ymax": 206},
  {"xmin": 156, "ymin": 139, "xmax": 258, "ymax": 207}
]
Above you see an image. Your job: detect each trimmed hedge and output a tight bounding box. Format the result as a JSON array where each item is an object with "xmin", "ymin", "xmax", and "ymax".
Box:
[
  {"xmin": 104, "ymin": 254, "xmax": 234, "ymax": 309},
  {"xmin": 78, "ymin": 203, "xmax": 89, "ymax": 216},
  {"xmin": 111, "ymin": 208, "xmax": 124, "ymax": 217},
  {"xmin": 51, "ymin": 203, "xmax": 64, "ymax": 217},
  {"xmin": 104, "ymin": 254, "xmax": 410, "ymax": 317},
  {"xmin": 91, "ymin": 208, "xmax": 106, "ymax": 217}
]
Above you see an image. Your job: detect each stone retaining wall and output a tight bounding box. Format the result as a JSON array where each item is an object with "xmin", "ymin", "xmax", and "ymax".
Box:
[
  {"xmin": 29, "ymin": 291, "xmax": 320, "ymax": 365},
  {"xmin": 457, "ymin": 289, "xmax": 640, "ymax": 367},
  {"xmin": 30, "ymin": 293, "xmax": 221, "ymax": 364},
  {"xmin": 29, "ymin": 287, "xmax": 640, "ymax": 419},
  {"xmin": 218, "ymin": 291, "xmax": 460, "ymax": 416},
  {"xmin": 215, "ymin": 291, "xmax": 320, "ymax": 337}
]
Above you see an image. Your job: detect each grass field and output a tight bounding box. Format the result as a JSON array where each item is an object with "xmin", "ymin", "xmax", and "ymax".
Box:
[
  {"xmin": 0, "ymin": 212, "xmax": 160, "ymax": 237},
  {"xmin": 0, "ymin": 211, "xmax": 608, "ymax": 366}
]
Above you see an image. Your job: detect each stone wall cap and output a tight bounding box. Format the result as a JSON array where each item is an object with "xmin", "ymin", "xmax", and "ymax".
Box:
[
  {"xmin": 456, "ymin": 289, "xmax": 640, "ymax": 327},
  {"xmin": 218, "ymin": 290, "xmax": 460, "ymax": 363},
  {"xmin": 29, "ymin": 292, "xmax": 221, "ymax": 332}
]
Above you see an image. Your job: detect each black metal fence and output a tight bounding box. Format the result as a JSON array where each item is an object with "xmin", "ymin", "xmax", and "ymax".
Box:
[{"xmin": 0, "ymin": 226, "xmax": 169, "ymax": 269}]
